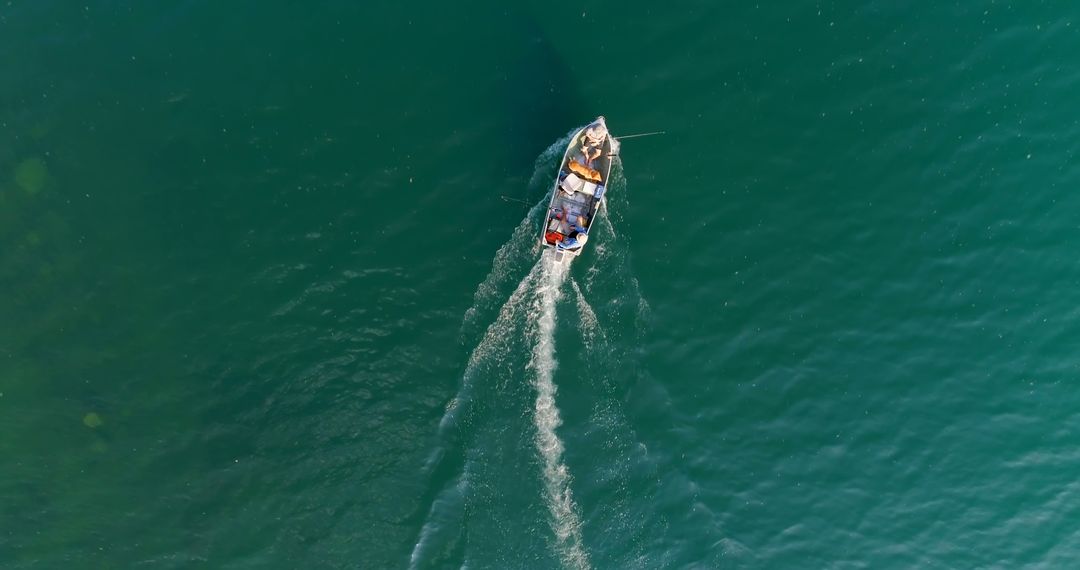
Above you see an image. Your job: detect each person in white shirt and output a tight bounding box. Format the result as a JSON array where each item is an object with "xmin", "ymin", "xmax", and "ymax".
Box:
[{"xmin": 579, "ymin": 123, "xmax": 607, "ymax": 166}]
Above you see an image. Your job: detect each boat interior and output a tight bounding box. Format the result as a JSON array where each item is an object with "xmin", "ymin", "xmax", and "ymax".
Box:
[{"xmin": 543, "ymin": 128, "xmax": 612, "ymax": 250}]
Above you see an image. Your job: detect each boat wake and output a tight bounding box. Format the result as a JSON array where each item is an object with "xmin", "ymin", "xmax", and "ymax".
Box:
[
  {"xmin": 528, "ymin": 252, "xmax": 590, "ymax": 570},
  {"xmin": 413, "ymin": 251, "xmax": 589, "ymax": 570},
  {"xmin": 413, "ymin": 134, "xmax": 587, "ymax": 569},
  {"xmin": 410, "ymin": 260, "xmax": 543, "ymax": 569},
  {"xmin": 460, "ymin": 133, "xmax": 574, "ymax": 342},
  {"xmin": 412, "ymin": 137, "xmax": 649, "ymax": 570},
  {"xmin": 571, "ymin": 278, "xmax": 605, "ymax": 352}
]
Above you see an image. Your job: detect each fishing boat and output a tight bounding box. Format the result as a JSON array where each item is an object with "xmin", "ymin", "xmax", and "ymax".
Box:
[{"xmin": 540, "ymin": 116, "xmax": 618, "ymax": 262}]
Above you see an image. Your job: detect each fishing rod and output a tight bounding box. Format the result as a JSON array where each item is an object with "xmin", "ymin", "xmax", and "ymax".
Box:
[
  {"xmin": 609, "ymin": 130, "xmax": 666, "ymax": 156},
  {"xmin": 500, "ymin": 195, "xmax": 531, "ymax": 206},
  {"xmin": 616, "ymin": 130, "xmax": 666, "ymax": 140}
]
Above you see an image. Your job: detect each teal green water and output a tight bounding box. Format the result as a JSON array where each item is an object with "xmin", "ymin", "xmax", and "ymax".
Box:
[{"xmin": 4, "ymin": 2, "xmax": 1080, "ymax": 568}]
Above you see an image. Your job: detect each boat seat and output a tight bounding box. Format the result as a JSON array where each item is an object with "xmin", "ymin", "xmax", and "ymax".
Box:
[{"xmin": 560, "ymin": 172, "xmax": 586, "ymax": 194}]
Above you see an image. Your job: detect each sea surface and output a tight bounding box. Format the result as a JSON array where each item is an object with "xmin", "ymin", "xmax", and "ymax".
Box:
[{"xmin": 4, "ymin": 2, "xmax": 1080, "ymax": 568}]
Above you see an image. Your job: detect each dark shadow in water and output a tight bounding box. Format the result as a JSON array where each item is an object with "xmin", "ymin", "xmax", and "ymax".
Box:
[{"xmin": 493, "ymin": 12, "xmax": 590, "ymax": 177}]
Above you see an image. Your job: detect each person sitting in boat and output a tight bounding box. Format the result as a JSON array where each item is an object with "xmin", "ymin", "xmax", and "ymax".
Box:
[
  {"xmin": 573, "ymin": 213, "xmax": 589, "ymax": 233},
  {"xmin": 556, "ymin": 214, "xmax": 589, "ymax": 250},
  {"xmin": 558, "ymin": 230, "xmax": 588, "ymax": 251},
  {"xmin": 579, "ymin": 123, "xmax": 607, "ymax": 166}
]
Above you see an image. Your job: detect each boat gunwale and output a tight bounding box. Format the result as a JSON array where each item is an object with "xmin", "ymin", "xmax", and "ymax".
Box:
[{"xmin": 538, "ymin": 118, "xmax": 613, "ymax": 259}]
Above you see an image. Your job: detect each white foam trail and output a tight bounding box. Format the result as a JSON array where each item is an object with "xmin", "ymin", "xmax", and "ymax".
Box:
[
  {"xmin": 596, "ymin": 211, "xmax": 619, "ymax": 242},
  {"xmin": 571, "ymin": 279, "xmax": 606, "ymax": 351},
  {"xmin": 412, "ymin": 262, "xmax": 545, "ymax": 570},
  {"xmin": 583, "ymin": 177, "xmax": 619, "ymax": 293},
  {"xmin": 412, "ymin": 259, "xmax": 546, "ymax": 569},
  {"xmin": 633, "ymin": 277, "xmax": 653, "ymax": 324},
  {"xmin": 528, "ymin": 253, "xmax": 590, "ymax": 570},
  {"xmin": 436, "ymin": 129, "xmax": 573, "ymax": 455},
  {"xmin": 460, "ymin": 200, "xmax": 544, "ymax": 338},
  {"xmin": 414, "ymin": 129, "xmax": 592, "ymax": 569},
  {"xmin": 433, "ymin": 260, "xmax": 543, "ymax": 452},
  {"xmin": 460, "ymin": 132, "xmax": 574, "ymax": 339},
  {"xmin": 408, "ymin": 463, "xmax": 469, "ymax": 569},
  {"xmin": 580, "ymin": 166, "xmax": 652, "ymax": 326}
]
